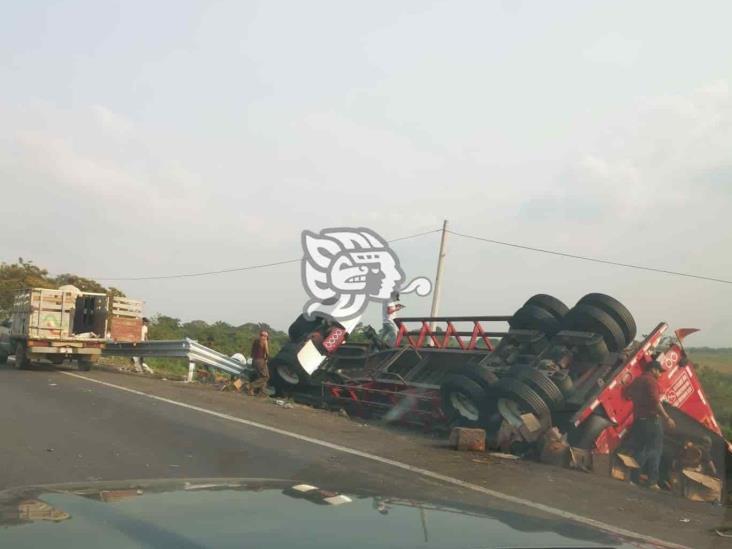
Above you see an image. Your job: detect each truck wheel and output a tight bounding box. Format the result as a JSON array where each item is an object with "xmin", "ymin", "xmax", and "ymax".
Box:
[
  {"xmin": 495, "ymin": 377, "xmax": 552, "ymax": 428},
  {"xmin": 440, "ymin": 375, "xmax": 490, "ymax": 427},
  {"xmin": 524, "ymin": 294, "xmax": 569, "ymax": 321},
  {"xmin": 567, "ymin": 414, "xmax": 613, "ymax": 449},
  {"xmin": 288, "ymin": 314, "xmax": 324, "ymax": 342},
  {"xmin": 15, "ymin": 343, "xmax": 31, "ymax": 370},
  {"xmin": 77, "ymin": 358, "xmax": 93, "ymax": 371},
  {"xmin": 509, "ymin": 304, "xmax": 561, "ymax": 337},
  {"xmin": 577, "ymin": 293, "xmax": 637, "ymax": 344},
  {"xmin": 268, "ymin": 359, "xmax": 306, "ymax": 395},
  {"xmin": 458, "ymin": 364, "xmax": 499, "ymax": 390},
  {"xmin": 563, "ymin": 304, "xmax": 627, "ymax": 352},
  {"xmin": 551, "ymin": 370, "xmax": 574, "ymax": 396},
  {"xmin": 510, "ymin": 364, "xmax": 564, "ymax": 410}
]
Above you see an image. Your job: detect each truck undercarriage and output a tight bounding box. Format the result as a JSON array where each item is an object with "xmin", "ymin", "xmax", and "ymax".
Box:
[{"xmin": 269, "ymin": 293, "xmax": 729, "ymax": 502}]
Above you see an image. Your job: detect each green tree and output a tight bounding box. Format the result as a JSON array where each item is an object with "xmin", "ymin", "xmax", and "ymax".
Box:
[
  {"xmin": 0, "ymin": 259, "xmax": 55, "ymax": 319},
  {"xmin": 0, "ymin": 259, "xmax": 127, "ymax": 321}
]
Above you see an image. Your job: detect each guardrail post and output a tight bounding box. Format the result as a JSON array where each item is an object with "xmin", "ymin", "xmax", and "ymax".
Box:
[{"xmin": 187, "ymin": 361, "xmax": 196, "ymax": 383}]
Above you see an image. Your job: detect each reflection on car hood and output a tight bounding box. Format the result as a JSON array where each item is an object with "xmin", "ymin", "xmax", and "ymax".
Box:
[{"xmin": 0, "ymin": 478, "xmax": 640, "ymax": 548}]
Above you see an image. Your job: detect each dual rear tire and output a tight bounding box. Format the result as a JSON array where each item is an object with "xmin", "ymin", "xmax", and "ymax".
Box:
[
  {"xmin": 508, "ymin": 294, "xmax": 570, "ymax": 338},
  {"xmin": 563, "ymin": 294, "xmax": 636, "ymax": 352}
]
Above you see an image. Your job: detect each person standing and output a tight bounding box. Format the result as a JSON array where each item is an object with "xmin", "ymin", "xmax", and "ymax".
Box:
[
  {"xmin": 625, "ymin": 360, "xmax": 676, "ymax": 490},
  {"xmin": 248, "ymin": 330, "xmax": 270, "ymax": 396},
  {"xmin": 132, "ymin": 318, "xmax": 153, "ymax": 374},
  {"xmin": 379, "ymin": 292, "xmax": 404, "ymax": 346}
]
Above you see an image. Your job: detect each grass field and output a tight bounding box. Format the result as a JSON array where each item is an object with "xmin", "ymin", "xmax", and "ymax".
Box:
[
  {"xmin": 686, "ymin": 348, "xmax": 732, "ymax": 439},
  {"xmin": 687, "ymin": 348, "xmax": 732, "ymax": 374}
]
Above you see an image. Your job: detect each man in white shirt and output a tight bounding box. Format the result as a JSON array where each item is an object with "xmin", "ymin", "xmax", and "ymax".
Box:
[
  {"xmin": 379, "ymin": 292, "xmax": 404, "ymax": 346},
  {"xmin": 132, "ymin": 318, "xmax": 154, "ymax": 374}
]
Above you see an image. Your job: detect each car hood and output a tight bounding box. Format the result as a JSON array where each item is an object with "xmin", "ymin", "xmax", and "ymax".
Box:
[{"xmin": 0, "ymin": 478, "xmax": 642, "ymax": 548}]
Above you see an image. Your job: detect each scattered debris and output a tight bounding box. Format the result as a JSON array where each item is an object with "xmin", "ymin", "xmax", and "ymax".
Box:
[
  {"xmin": 569, "ymin": 447, "xmax": 592, "ymax": 472},
  {"xmin": 45, "ymin": 448, "xmax": 54, "ymax": 452},
  {"xmin": 679, "ymin": 518, "xmax": 691, "ymax": 523},
  {"xmin": 682, "ymin": 469, "xmax": 722, "ymax": 502},
  {"xmin": 538, "ymin": 427, "xmax": 569, "ymax": 468},
  {"xmin": 487, "ymin": 452, "xmax": 519, "ymax": 460},
  {"xmin": 338, "ymin": 408, "xmax": 349, "ymax": 418},
  {"xmin": 612, "ymin": 453, "xmax": 641, "ymax": 482},
  {"xmin": 273, "ymin": 399, "xmax": 294, "ymax": 409},
  {"xmin": 449, "ymin": 427, "xmax": 486, "ymax": 452}
]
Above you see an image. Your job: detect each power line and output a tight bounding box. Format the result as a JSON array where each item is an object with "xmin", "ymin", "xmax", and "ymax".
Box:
[
  {"xmin": 94, "ymin": 228, "xmax": 441, "ymax": 281},
  {"xmin": 447, "ymin": 229, "xmax": 732, "ymax": 285}
]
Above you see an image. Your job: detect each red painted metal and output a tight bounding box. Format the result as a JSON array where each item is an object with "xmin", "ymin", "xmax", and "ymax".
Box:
[
  {"xmin": 573, "ymin": 323, "xmax": 725, "ymax": 454},
  {"xmin": 394, "ymin": 317, "xmax": 503, "ymax": 350},
  {"xmin": 334, "ymin": 312, "xmax": 726, "ymax": 452},
  {"xmin": 324, "ymin": 379, "xmax": 445, "ymax": 427},
  {"xmin": 322, "ymin": 325, "xmax": 348, "ymax": 354}
]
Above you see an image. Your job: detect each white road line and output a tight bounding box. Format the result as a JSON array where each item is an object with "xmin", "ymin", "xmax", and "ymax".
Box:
[{"xmin": 61, "ymin": 371, "xmax": 687, "ymax": 549}]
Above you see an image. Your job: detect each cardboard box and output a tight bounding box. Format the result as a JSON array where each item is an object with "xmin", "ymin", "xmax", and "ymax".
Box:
[
  {"xmin": 610, "ymin": 453, "xmax": 640, "ymax": 481},
  {"xmin": 682, "ymin": 469, "xmax": 722, "ymax": 503},
  {"xmin": 569, "ymin": 447, "xmax": 593, "ymax": 471},
  {"xmin": 449, "ymin": 427, "xmax": 486, "ymax": 452}
]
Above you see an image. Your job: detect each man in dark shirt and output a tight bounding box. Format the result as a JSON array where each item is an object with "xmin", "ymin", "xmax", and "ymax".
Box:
[
  {"xmin": 248, "ymin": 330, "xmax": 270, "ymax": 397},
  {"xmin": 625, "ymin": 360, "xmax": 676, "ymax": 490}
]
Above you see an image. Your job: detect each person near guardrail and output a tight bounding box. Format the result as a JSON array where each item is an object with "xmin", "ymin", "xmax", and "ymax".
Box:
[
  {"xmin": 624, "ymin": 360, "xmax": 676, "ymax": 490},
  {"xmin": 379, "ymin": 292, "xmax": 404, "ymax": 346},
  {"xmin": 248, "ymin": 330, "xmax": 270, "ymax": 397},
  {"xmin": 131, "ymin": 318, "xmax": 154, "ymax": 374}
]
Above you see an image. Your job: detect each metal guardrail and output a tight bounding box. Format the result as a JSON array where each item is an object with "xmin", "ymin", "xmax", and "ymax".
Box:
[{"xmin": 103, "ymin": 338, "xmax": 250, "ymax": 376}]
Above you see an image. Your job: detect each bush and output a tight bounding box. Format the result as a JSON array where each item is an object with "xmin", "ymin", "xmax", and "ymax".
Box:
[{"xmin": 696, "ymin": 366, "xmax": 732, "ymax": 439}]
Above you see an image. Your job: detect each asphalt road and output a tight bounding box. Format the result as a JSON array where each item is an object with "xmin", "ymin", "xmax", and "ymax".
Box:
[{"xmin": 0, "ymin": 363, "xmax": 727, "ymax": 548}]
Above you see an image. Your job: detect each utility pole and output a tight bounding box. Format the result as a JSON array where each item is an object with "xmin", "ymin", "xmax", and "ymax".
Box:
[{"xmin": 429, "ymin": 220, "xmax": 448, "ymax": 323}]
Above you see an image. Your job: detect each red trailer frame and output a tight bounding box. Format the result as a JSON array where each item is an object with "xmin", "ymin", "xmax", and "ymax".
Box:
[{"xmin": 570, "ymin": 322, "xmax": 727, "ymax": 454}]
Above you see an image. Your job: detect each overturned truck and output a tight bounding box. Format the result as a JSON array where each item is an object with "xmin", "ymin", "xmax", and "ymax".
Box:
[{"xmin": 269, "ymin": 294, "xmax": 729, "ymax": 499}]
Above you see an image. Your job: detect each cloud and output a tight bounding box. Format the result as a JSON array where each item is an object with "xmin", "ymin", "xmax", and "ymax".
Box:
[
  {"xmin": 522, "ymin": 80, "xmax": 732, "ymax": 226},
  {"xmin": 16, "ymin": 130, "xmax": 143, "ymax": 196},
  {"xmin": 583, "ymin": 34, "xmax": 641, "ymax": 69},
  {"xmin": 90, "ymin": 104, "xmax": 134, "ymax": 136}
]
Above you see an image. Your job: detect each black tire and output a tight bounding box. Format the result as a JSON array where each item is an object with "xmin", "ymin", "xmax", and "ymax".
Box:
[
  {"xmin": 77, "ymin": 358, "xmax": 93, "ymax": 371},
  {"xmin": 509, "ymin": 304, "xmax": 561, "ymax": 337},
  {"xmin": 268, "ymin": 359, "xmax": 305, "ymax": 395},
  {"xmin": 577, "ymin": 293, "xmax": 636, "ymax": 344},
  {"xmin": 567, "ymin": 414, "xmax": 613, "ymax": 449},
  {"xmin": 524, "ymin": 294, "xmax": 569, "ymax": 321},
  {"xmin": 551, "ymin": 370, "xmax": 574, "ymax": 396},
  {"xmin": 459, "ymin": 364, "xmax": 499, "ymax": 390},
  {"xmin": 440, "ymin": 375, "xmax": 489, "ymax": 427},
  {"xmin": 495, "ymin": 377, "xmax": 552, "ymax": 426},
  {"xmin": 510, "ymin": 364, "xmax": 564, "ymax": 410},
  {"xmin": 563, "ymin": 304, "xmax": 627, "ymax": 352},
  {"xmin": 288, "ymin": 314, "xmax": 324, "ymax": 342}
]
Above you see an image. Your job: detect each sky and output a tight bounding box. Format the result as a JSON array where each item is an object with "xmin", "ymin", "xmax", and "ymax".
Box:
[{"xmin": 0, "ymin": 1, "xmax": 730, "ymax": 345}]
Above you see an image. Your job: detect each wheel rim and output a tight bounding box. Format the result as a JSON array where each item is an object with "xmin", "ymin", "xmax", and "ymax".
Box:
[
  {"xmin": 497, "ymin": 398, "xmax": 525, "ymax": 428},
  {"xmin": 450, "ymin": 391, "xmax": 480, "ymax": 421},
  {"xmin": 277, "ymin": 364, "xmax": 300, "ymax": 385}
]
